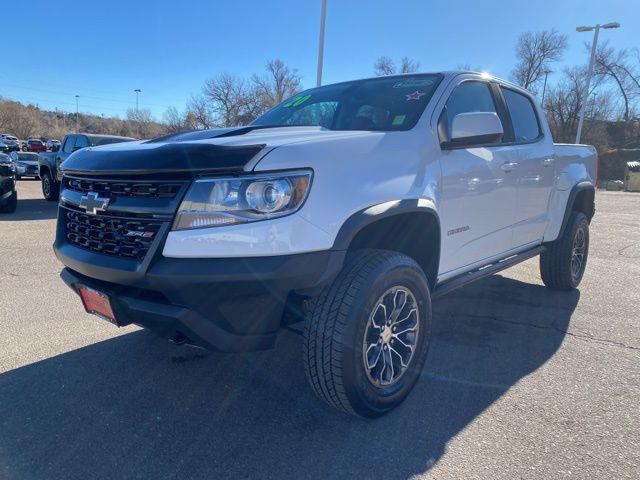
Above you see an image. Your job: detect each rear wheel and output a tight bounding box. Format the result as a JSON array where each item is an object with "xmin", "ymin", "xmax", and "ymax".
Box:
[
  {"xmin": 540, "ymin": 211, "xmax": 590, "ymax": 290},
  {"xmin": 41, "ymin": 171, "xmax": 59, "ymax": 201},
  {"xmin": 0, "ymin": 191, "xmax": 17, "ymax": 213},
  {"xmin": 303, "ymin": 249, "xmax": 432, "ymax": 417}
]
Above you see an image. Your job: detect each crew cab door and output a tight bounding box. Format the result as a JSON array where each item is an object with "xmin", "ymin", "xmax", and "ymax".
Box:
[
  {"xmin": 436, "ymin": 79, "xmax": 518, "ymax": 277},
  {"xmin": 498, "ymin": 86, "xmax": 555, "ymax": 247}
]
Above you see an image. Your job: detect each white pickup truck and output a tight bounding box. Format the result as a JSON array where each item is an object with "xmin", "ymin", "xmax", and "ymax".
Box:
[{"xmin": 54, "ymin": 71, "xmax": 596, "ymax": 417}]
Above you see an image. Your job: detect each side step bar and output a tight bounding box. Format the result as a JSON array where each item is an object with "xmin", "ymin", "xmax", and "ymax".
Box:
[{"xmin": 432, "ymin": 245, "xmax": 546, "ymax": 300}]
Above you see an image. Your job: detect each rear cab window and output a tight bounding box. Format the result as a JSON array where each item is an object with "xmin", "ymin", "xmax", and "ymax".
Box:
[
  {"xmin": 500, "ymin": 87, "xmax": 542, "ymax": 143},
  {"xmin": 74, "ymin": 136, "xmax": 89, "ymax": 149}
]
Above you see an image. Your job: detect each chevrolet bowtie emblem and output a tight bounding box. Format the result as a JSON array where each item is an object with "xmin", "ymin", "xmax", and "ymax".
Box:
[{"xmin": 79, "ymin": 192, "xmax": 110, "ymax": 215}]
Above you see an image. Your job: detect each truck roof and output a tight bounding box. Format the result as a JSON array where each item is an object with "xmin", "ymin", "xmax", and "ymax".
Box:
[{"xmin": 73, "ymin": 133, "xmax": 136, "ymax": 141}]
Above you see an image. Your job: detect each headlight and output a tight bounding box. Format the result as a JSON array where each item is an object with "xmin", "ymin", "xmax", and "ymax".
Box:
[{"xmin": 172, "ymin": 170, "xmax": 312, "ymax": 230}]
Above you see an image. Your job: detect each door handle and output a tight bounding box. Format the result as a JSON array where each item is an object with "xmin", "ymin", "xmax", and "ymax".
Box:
[
  {"xmin": 542, "ymin": 158, "xmax": 555, "ymax": 167},
  {"xmin": 500, "ymin": 161, "xmax": 518, "ymax": 172}
]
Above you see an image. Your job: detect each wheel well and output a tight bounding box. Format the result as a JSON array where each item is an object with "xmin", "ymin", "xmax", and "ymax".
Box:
[
  {"xmin": 347, "ymin": 212, "xmax": 440, "ymax": 288},
  {"xmin": 572, "ymin": 187, "xmax": 595, "ymax": 221},
  {"xmin": 39, "ymin": 165, "xmax": 50, "ymax": 176}
]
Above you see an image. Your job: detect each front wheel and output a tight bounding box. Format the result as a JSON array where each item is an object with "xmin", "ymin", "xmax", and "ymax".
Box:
[
  {"xmin": 540, "ymin": 211, "xmax": 590, "ymax": 290},
  {"xmin": 303, "ymin": 250, "xmax": 432, "ymax": 417},
  {"xmin": 41, "ymin": 171, "xmax": 59, "ymax": 201}
]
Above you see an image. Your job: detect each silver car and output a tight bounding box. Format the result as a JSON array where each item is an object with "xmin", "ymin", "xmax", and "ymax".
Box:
[
  {"xmin": 0, "ymin": 134, "xmax": 20, "ymax": 152},
  {"xmin": 9, "ymin": 151, "xmax": 40, "ymax": 179}
]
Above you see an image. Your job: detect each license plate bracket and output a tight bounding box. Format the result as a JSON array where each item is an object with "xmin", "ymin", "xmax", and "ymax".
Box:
[{"xmin": 78, "ymin": 285, "xmax": 119, "ymax": 326}]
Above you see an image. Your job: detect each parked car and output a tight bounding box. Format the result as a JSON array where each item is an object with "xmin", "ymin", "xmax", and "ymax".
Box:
[
  {"xmin": 39, "ymin": 133, "xmax": 136, "ymax": 200},
  {"xmin": 46, "ymin": 139, "xmax": 61, "ymax": 151},
  {"xmin": 9, "ymin": 151, "xmax": 40, "ymax": 179},
  {"xmin": 54, "ymin": 72, "xmax": 596, "ymax": 417},
  {"xmin": 605, "ymin": 179, "xmax": 624, "ymax": 191},
  {"xmin": 0, "ymin": 153, "xmax": 17, "ymax": 213},
  {"xmin": 0, "ymin": 134, "xmax": 20, "ymax": 152},
  {"xmin": 25, "ymin": 139, "xmax": 47, "ymax": 153}
]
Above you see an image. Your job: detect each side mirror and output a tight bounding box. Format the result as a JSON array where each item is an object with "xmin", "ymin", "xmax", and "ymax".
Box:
[{"xmin": 442, "ymin": 112, "xmax": 504, "ymax": 149}]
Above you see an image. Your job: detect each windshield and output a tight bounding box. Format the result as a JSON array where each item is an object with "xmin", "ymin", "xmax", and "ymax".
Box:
[
  {"xmin": 252, "ymin": 74, "xmax": 442, "ymax": 132},
  {"xmin": 17, "ymin": 153, "xmax": 37, "ymax": 161}
]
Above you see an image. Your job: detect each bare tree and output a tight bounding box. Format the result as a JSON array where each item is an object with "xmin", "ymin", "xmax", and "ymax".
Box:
[
  {"xmin": 0, "ymin": 98, "xmax": 167, "ymax": 140},
  {"xmin": 252, "ymin": 59, "xmax": 302, "ymax": 108},
  {"xmin": 594, "ymin": 41, "xmax": 640, "ymax": 122},
  {"xmin": 162, "ymin": 106, "xmax": 187, "ymax": 133},
  {"xmin": 399, "ymin": 57, "xmax": 420, "ymax": 74},
  {"xmin": 126, "ymin": 108, "xmax": 161, "ymax": 139},
  {"xmin": 186, "ymin": 95, "xmax": 215, "ymax": 129},
  {"xmin": 374, "ymin": 56, "xmax": 420, "ymax": 76},
  {"xmin": 198, "ymin": 60, "xmax": 302, "ymax": 127},
  {"xmin": 202, "ymin": 73, "xmax": 251, "ymax": 127},
  {"xmin": 545, "ymin": 66, "xmax": 615, "ymax": 144},
  {"xmin": 374, "ymin": 56, "xmax": 396, "ymax": 76},
  {"xmin": 512, "ymin": 29, "xmax": 568, "ymax": 92}
]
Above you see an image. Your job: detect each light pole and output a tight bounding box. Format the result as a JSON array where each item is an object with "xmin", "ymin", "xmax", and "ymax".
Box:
[
  {"xmin": 134, "ymin": 89, "xmax": 142, "ymax": 113},
  {"xmin": 541, "ymin": 69, "xmax": 550, "ymax": 107},
  {"xmin": 316, "ymin": 0, "xmax": 327, "ymax": 87},
  {"xmin": 75, "ymin": 95, "xmax": 80, "ymax": 133},
  {"xmin": 575, "ymin": 22, "xmax": 620, "ymax": 144}
]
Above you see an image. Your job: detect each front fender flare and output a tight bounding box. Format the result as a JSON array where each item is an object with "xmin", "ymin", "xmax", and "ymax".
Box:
[{"xmin": 332, "ymin": 199, "xmax": 439, "ymax": 250}]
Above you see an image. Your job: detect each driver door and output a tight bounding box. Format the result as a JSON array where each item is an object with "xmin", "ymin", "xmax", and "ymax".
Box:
[{"xmin": 437, "ymin": 79, "xmax": 518, "ymax": 278}]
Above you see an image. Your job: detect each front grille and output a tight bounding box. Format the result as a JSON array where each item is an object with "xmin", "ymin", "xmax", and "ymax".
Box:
[
  {"xmin": 64, "ymin": 208, "xmax": 163, "ymax": 260},
  {"xmin": 64, "ymin": 177, "xmax": 182, "ymax": 198}
]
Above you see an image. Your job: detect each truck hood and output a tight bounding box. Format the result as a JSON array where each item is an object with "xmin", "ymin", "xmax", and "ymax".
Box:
[{"xmin": 59, "ymin": 126, "xmax": 373, "ymax": 176}]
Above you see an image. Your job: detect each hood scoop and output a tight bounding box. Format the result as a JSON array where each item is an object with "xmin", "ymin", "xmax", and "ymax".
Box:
[{"xmin": 60, "ymin": 142, "xmax": 265, "ymax": 177}]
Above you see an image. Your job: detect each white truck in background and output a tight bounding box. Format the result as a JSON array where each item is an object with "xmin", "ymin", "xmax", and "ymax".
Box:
[{"xmin": 54, "ymin": 71, "xmax": 596, "ymax": 417}]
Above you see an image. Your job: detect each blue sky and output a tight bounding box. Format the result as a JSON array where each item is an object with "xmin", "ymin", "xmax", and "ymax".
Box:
[{"xmin": 2, "ymin": 0, "xmax": 638, "ymax": 120}]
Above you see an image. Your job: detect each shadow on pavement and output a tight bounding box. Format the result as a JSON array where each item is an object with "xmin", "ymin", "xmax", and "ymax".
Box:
[
  {"xmin": 0, "ymin": 275, "xmax": 579, "ymax": 479},
  {"xmin": 0, "ymin": 197, "xmax": 57, "ymax": 221}
]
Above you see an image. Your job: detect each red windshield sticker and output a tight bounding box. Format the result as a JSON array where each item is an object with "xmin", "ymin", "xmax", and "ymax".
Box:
[{"xmin": 405, "ymin": 91, "xmax": 425, "ymax": 101}]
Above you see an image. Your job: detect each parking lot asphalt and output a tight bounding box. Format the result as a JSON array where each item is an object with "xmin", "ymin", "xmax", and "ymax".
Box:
[{"xmin": 1, "ymin": 180, "xmax": 639, "ymax": 480}]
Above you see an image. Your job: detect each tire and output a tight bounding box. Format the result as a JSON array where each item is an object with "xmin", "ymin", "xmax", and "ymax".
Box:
[
  {"xmin": 303, "ymin": 249, "xmax": 432, "ymax": 417},
  {"xmin": 0, "ymin": 191, "xmax": 17, "ymax": 213},
  {"xmin": 540, "ymin": 211, "xmax": 589, "ymax": 290},
  {"xmin": 41, "ymin": 171, "xmax": 59, "ymax": 201}
]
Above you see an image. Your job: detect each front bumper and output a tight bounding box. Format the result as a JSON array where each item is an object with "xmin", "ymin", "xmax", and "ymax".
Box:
[{"xmin": 57, "ymin": 245, "xmax": 344, "ymax": 352}]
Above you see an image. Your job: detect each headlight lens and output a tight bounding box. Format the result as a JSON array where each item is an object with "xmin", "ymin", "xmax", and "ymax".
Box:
[{"xmin": 172, "ymin": 170, "xmax": 312, "ymax": 230}]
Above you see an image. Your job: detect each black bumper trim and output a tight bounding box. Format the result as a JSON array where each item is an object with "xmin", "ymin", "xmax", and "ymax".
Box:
[{"xmin": 58, "ymin": 249, "xmax": 345, "ymax": 352}]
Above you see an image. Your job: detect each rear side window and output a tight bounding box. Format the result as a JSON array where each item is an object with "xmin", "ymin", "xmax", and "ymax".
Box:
[
  {"xmin": 74, "ymin": 136, "xmax": 89, "ymax": 149},
  {"xmin": 501, "ymin": 88, "xmax": 541, "ymax": 142},
  {"xmin": 62, "ymin": 136, "xmax": 76, "ymax": 153},
  {"xmin": 438, "ymin": 81, "xmax": 497, "ymax": 142}
]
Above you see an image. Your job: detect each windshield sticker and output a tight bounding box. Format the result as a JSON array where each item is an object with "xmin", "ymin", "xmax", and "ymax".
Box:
[
  {"xmin": 282, "ymin": 94, "xmax": 311, "ymax": 108},
  {"xmin": 392, "ymin": 115, "xmax": 406, "ymax": 126},
  {"xmin": 405, "ymin": 91, "xmax": 425, "ymax": 101},
  {"xmin": 393, "ymin": 78, "xmax": 435, "ymax": 88}
]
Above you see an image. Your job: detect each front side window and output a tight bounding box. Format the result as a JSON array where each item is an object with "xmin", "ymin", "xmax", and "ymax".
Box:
[
  {"xmin": 438, "ymin": 81, "xmax": 498, "ymax": 142},
  {"xmin": 62, "ymin": 136, "xmax": 76, "ymax": 153},
  {"xmin": 501, "ymin": 88, "xmax": 541, "ymax": 142},
  {"xmin": 252, "ymin": 74, "xmax": 442, "ymax": 131}
]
